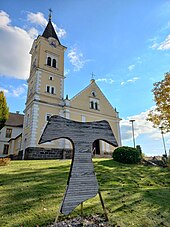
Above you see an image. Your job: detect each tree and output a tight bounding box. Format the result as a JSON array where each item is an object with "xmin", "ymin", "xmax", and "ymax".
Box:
[
  {"xmin": 147, "ymin": 72, "xmax": 170, "ymax": 132},
  {"xmin": 0, "ymin": 91, "xmax": 9, "ymax": 129}
]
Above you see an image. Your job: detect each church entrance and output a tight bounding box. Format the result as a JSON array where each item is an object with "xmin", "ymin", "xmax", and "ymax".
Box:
[{"xmin": 92, "ymin": 140, "xmax": 100, "ymax": 155}]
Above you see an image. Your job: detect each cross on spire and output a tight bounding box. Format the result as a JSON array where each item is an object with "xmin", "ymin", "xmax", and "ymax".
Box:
[
  {"xmin": 91, "ymin": 72, "xmax": 95, "ymax": 80},
  {"xmin": 49, "ymin": 8, "xmax": 52, "ymax": 21},
  {"xmin": 90, "ymin": 72, "xmax": 96, "ymax": 83}
]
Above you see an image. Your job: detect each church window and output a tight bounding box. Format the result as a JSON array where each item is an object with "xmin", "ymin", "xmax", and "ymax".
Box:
[
  {"xmin": 52, "ymin": 59, "xmax": 56, "ymax": 68},
  {"xmin": 49, "ymin": 76, "xmax": 53, "ymax": 81},
  {"xmin": 47, "ymin": 57, "xmax": 51, "ymax": 66},
  {"xmin": 6, "ymin": 128, "xmax": 12, "ymax": 138},
  {"xmin": 91, "ymin": 91, "xmax": 96, "ymax": 97},
  {"xmin": 90, "ymin": 98, "xmax": 100, "ymax": 111},
  {"xmin": 46, "ymin": 86, "xmax": 50, "ymax": 93},
  {"xmin": 46, "ymin": 85, "xmax": 56, "ymax": 94},
  {"xmin": 51, "ymin": 87, "xmax": 55, "ymax": 94},
  {"xmin": 46, "ymin": 113, "xmax": 52, "ymax": 121},
  {"xmin": 3, "ymin": 144, "xmax": 9, "ymax": 154},
  {"xmin": 90, "ymin": 101, "xmax": 94, "ymax": 109},
  {"xmin": 95, "ymin": 102, "xmax": 98, "ymax": 110}
]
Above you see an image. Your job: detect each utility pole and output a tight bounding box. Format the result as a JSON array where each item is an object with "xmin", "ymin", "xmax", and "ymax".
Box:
[
  {"xmin": 159, "ymin": 126, "xmax": 167, "ymax": 157},
  {"xmin": 129, "ymin": 119, "xmax": 135, "ymax": 148}
]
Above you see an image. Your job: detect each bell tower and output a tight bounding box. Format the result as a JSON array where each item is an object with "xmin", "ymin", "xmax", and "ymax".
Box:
[{"xmin": 22, "ymin": 11, "xmax": 67, "ymax": 156}]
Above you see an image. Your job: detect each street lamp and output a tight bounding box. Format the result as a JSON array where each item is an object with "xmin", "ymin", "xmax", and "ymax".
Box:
[
  {"xmin": 159, "ymin": 126, "xmax": 167, "ymax": 157},
  {"xmin": 129, "ymin": 119, "xmax": 135, "ymax": 148}
]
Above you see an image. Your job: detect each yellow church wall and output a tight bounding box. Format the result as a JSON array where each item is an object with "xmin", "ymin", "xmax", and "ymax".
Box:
[
  {"xmin": 65, "ymin": 106, "xmax": 120, "ymax": 152},
  {"xmin": 68, "ymin": 80, "xmax": 121, "ymax": 147},
  {"xmin": 39, "ymin": 71, "xmax": 63, "ymax": 101},
  {"xmin": 70, "ymin": 81, "xmax": 117, "ymax": 118},
  {"xmin": 35, "ymin": 37, "xmax": 65, "ymax": 76},
  {"xmin": 32, "ymin": 103, "xmax": 71, "ymax": 150}
]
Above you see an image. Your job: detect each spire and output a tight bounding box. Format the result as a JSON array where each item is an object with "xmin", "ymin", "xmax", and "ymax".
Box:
[
  {"xmin": 49, "ymin": 8, "xmax": 52, "ymax": 21},
  {"xmin": 42, "ymin": 9, "xmax": 61, "ymax": 44}
]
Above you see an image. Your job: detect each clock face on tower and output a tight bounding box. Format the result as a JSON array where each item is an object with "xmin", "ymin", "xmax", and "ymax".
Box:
[
  {"xmin": 50, "ymin": 41, "xmax": 56, "ymax": 48},
  {"xmin": 48, "ymin": 38, "xmax": 58, "ymax": 48}
]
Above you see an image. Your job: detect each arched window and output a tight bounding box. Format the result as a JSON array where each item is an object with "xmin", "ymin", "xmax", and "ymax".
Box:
[
  {"xmin": 47, "ymin": 57, "xmax": 51, "ymax": 66},
  {"xmin": 46, "ymin": 86, "xmax": 50, "ymax": 93},
  {"xmin": 95, "ymin": 102, "xmax": 98, "ymax": 110},
  {"xmin": 90, "ymin": 101, "xmax": 94, "ymax": 109},
  {"xmin": 52, "ymin": 59, "xmax": 56, "ymax": 68},
  {"xmin": 91, "ymin": 91, "xmax": 96, "ymax": 97},
  {"xmin": 51, "ymin": 87, "xmax": 55, "ymax": 94}
]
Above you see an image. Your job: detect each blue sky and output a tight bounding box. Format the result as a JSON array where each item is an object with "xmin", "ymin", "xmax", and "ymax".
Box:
[{"xmin": 1, "ymin": 0, "xmax": 170, "ymax": 156}]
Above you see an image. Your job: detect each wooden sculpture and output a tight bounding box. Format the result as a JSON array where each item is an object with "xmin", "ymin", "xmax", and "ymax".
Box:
[{"xmin": 39, "ymin": 115, "xmax": 118, "ymax": 217}]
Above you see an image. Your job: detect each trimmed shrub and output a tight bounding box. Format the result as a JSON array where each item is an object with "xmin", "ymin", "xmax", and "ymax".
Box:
[{"xmin": 112, "ymin": 146, "xmax": 142, "ymax": 164}]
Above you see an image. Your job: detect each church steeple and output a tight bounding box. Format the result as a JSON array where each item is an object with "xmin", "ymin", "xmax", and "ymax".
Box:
[{"xmin": 42, "ymin": 9, "xmax": 61, "ymax": 44}]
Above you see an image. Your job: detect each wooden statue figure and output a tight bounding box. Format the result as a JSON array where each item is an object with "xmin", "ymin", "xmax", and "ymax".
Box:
[{"xmin": 39, "ymin": 115, "xmax": 118, "ymax": 216}]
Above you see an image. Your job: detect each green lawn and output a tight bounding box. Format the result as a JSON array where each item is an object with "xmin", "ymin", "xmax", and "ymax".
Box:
[{"xmin": 0, "ymin": 159, "xmax": 170, "ymax": 227}]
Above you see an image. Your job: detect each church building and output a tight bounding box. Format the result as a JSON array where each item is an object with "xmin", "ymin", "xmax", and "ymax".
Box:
[{"xmin": 20, "ymin": 13, "xmax": 121, "ymax": 159}]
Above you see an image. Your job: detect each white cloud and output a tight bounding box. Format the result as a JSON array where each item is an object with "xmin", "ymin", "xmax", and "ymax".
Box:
[
  {"xmin": 121, "ymin": 77, "xmax": 140, "ymax": 86},
  {"xmin": 64, "ymin": 69, "xmax": 70, "ymax": 76},
  {"xmin": 56, "ymin": 27, "xmax": 66, "ymax": 38},
  {"xmin": 27, "ymin": 12, "xmax": 47, "ymax": 26},
  {"xmin": 7, "ymin": 84, "xmax": 27, "ymax": 97},
  {"xmin": 67, "ymin": 47, "xmax": 87, "ymax": 71},
  {"xmin": 96, "ymin": 78, "xmax": 114, "ymax": 84},
  {"xmin": 0, "ymin": 87, "xmax": 9, "ymax": 94},
  {"xmin": 28, "ymin": 27, "xmax": 39, "ymax": 39},
  {"xmin": 0, "ymin": 10, "xmax": 34, "ymax": 79},
  {"xmin": 151, "ymin": 42, "xmax": 159, "ymax": 49},
  {"xmin": 0, "ymin": 11, "xmax": 67, "ymax": 80},
  {"xmin": 0, "ymin": 84, "xmax": 27, "ymax": 98},
  {"xmin": 11, "ymin": 85, "xmax": 26, "ymax": 97},
  {"xmin": 27, "ymin": 12, "xmax": 66, "ymax": 38},
  {"xmin": 148, "ymin": 36, "xmax": 159, "ymax": 50},
  {"xmin": 158, "ymin": 34, "xmax": 170, "ymax": 50},
  {"xmin": 128, "ymin": 64, "xmax": 135, "ymax": 71},
  {"xmin": 120, "ymin": 109, "xmax": 170, "ymax": 143},
  {"xmin": 151, "ymin": 34, "xmax": 170, "ymax": 50},
  {"xmin": 0, "ymin": 11, "xmax": 10, "ymax": 27}
]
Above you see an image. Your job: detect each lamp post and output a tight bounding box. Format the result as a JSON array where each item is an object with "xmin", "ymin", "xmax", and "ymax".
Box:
[
  {"xmin": 129, "ymin": 119, "xmax": 135, "ymax": 148},
  {"xmin": 159, "ymin": 126, "xmax": 167, "ymax": 157}
]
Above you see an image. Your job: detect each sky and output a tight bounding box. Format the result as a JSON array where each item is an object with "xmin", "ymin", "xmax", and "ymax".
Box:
[{"xmin": 0, "ymin": 0, "xmax": 170, "ymax": 156}]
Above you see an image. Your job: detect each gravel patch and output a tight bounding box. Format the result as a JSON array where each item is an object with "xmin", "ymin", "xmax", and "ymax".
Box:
[{"xmin": 49, "ymin": 215, "xmax": 114, "ymax": 227}]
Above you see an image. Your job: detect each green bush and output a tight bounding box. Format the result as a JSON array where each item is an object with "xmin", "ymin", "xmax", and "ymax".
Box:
[{"xmin": 112, "ymin": 146, "xmax": 142, "ymax": 164}]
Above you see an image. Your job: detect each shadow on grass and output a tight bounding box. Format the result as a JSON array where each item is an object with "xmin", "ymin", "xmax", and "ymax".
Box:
[
  {"xmin": 0, "ymin": 161, "xmax": 71, "ymax": 226},
  {"xmin": 0, "ymin": 159, "xmax": 170, "ymax": 226},
  {"xmin": 94, "ymin": 159, "xmax": 170, "ymax": 224}
]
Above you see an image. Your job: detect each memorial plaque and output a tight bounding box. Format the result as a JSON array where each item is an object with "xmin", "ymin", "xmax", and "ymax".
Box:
[{"xmin": 39, "ymin": 115, "xmax": 118, "ymax": 215}]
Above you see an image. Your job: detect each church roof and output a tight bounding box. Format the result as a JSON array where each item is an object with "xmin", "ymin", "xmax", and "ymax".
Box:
[
  {"xmin": 42, "ymin": 18, "xmax": 61, "ymax": 44},
  {"xmin": 5, "ymin": 112, "xmax": 24, "ymax": 127}
]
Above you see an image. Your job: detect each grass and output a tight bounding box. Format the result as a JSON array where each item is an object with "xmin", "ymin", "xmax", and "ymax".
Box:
[{"xmin": 0, "ymin": 159, "xmax": 170, "ymax": 227}]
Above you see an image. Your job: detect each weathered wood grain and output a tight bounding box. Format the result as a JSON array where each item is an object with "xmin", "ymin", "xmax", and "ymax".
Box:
[{"xmin": 39, "ymin": 115, "xmax": 118, "ymax": 215}]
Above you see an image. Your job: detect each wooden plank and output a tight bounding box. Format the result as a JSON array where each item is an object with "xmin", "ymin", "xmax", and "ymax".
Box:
[{"xmin": 39, "ymin": 115, "xmax": 118, "ymax": 215}]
